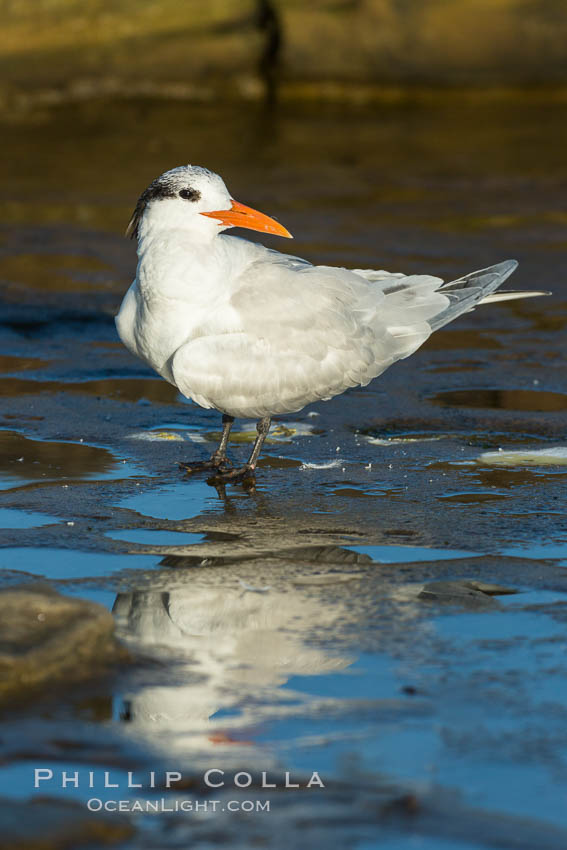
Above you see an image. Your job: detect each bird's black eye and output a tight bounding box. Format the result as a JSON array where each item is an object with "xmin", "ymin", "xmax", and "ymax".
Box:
[{"xmin": 179, "ymin": 188, "xmax": 201, "ymax": 202}]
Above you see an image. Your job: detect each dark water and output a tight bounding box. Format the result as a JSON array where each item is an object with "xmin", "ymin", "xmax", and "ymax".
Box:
[{"xmin": 1, "ymin": 99, "xmax": 567, "ymax": 848}]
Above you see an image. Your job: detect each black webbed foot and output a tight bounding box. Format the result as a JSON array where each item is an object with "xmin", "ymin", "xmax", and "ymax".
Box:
[
  {"xmin": 206, "ymin": 465, "xmax": 256, "ymax": 489},
  {"xmin": 178, "ymin": 455, "xmax": 233, "ymax": 475}
]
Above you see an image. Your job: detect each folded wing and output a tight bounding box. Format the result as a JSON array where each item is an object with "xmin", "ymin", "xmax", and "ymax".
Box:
[{"xmin": 170, "ymin": 252, "xmax": 536, "ymax": 418}]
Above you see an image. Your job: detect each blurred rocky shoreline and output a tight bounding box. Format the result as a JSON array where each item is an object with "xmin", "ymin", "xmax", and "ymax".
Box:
[{"xmin": 2, "ymin": 0, "xmax": 567, "ymax": 111}]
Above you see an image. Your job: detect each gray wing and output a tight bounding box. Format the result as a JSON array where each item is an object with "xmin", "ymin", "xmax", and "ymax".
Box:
[
  {"xmin": 171, "ymin": 252, "xmax": 522, "ymax": 418},
  {"xmin": 218, "ymin": 252, "xmax": 454, "ymax": 412},
  {"xmin": 232, "ymin": 256, "xmax": 521, "ymax": 402}
]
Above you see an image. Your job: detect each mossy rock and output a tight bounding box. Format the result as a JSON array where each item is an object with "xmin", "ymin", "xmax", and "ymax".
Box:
[{"xmin": 0, "ymin": 584, "xmax": 128, "ymax": 708}]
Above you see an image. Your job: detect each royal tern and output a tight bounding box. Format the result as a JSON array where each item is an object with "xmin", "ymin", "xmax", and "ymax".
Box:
[{"xmin": 116, "ymin": 165, "xmax": 545, "ymax": 485}]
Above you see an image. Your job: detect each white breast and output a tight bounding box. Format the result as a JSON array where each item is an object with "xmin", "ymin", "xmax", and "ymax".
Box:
[{"xmin": 115, "ymin": 233, "xmax": 248, "ymax": 386}]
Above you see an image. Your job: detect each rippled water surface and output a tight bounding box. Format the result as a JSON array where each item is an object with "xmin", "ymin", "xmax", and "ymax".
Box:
[{"xmin": 1, "ymin": 99, "xmax": 567, "ymax": 849}]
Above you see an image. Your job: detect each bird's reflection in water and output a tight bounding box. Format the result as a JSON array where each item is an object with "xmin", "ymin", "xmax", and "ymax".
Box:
[{"xmin": 112, "ymin": 567, "xmax": 355, "ymax": 759}]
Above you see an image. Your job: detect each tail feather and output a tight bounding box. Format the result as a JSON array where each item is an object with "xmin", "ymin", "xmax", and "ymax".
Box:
[
  {"xmin": 479, "ymin": 290, "xmax": 550, "ymax": 304},
  {"xmin": 428, "ymin": 260, "xmax": 548, "ymax": 331},
  {"xmin": 441, "ymin": 259, "xmax": 518, "ymax": 293}
]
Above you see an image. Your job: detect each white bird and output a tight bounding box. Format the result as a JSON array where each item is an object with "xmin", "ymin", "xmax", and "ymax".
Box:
[{"xmin": 116, "ymin": 165, "xmax": 546, "ymax": 485}]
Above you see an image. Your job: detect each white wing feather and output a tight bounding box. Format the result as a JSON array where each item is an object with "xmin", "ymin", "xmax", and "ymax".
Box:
[{"xmin": 170, "ymin": 249, "xmax": 532, "ymax": 418}]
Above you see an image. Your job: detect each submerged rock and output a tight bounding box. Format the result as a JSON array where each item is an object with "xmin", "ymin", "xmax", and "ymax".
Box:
[
  {"xmin": 418, "ymin": 579, "xmax": 517, "ymax": 607},
  {"xmin": 0, "ymin": 585, "xmax": 128, "ymax": 707}
]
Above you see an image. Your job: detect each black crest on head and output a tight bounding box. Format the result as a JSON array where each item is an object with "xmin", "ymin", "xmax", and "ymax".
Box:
[{"xmin": 125, "ymin": 175, "xmax": 202, "ymax": 240}]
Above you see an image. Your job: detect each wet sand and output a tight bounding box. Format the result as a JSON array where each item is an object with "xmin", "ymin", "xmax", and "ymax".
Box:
[{"xmin": 1, "ymin": 99, "xmax": 567, "ymax": 848}]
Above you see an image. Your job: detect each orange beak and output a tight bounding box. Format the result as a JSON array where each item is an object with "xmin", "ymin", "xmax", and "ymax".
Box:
[{"xmin": 201, "ymin": 199, "xmax": 293, "ymax": 239}]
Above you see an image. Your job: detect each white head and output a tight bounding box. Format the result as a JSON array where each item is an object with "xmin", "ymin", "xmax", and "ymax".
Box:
[{"xmin": 127, "ymin": 165, "xmax": 292, "ymax": 243}]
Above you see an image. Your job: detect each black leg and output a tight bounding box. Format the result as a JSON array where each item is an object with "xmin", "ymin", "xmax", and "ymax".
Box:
[
  {"xmin": 247, "ymin": 416, "xmax": 271, "ymax": 470},
  {"xmin": 212, "ymin": 414, "xmax": 234, "ymax": 464},
  {"xmin": 179, "ymin": 414, "xmax": 235, "ymax": 475},
  {"xmin": 207, "ymin": 417, "xmax": 272, "ymax": 486}
]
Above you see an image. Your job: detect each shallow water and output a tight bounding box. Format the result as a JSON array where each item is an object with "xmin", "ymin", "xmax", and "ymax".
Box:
[{"xmin": 1, "ymin": 98, "xmax": 567, "ymax": 849}]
